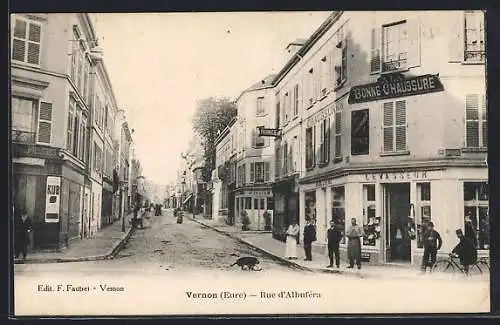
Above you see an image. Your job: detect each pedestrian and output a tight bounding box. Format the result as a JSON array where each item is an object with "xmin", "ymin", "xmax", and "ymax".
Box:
[
  {"xmin": 346, "ymin": 218, "xmax": 364, "ymax": 269},
  {"xmin": 284, "ymin": 221, "xmax": 300, "ymax": 260},
  {"xmin": 303, "ymin": 219, "xmax": 316, "ymax": 261},
  {"xmin": 464, "ymin": 213, "xmax": 478, "ymax": 248},
  {"xmin": 326, "ymin": 220, "xmax": 342, "ymax": 268},
  {"xmin": 14, "ymin": 209, "xmax": 32, "ymax": 260},
  {"xmin": 450, "ymin": 228, "xmax": 477, "ymax": 275},
  {"xmin": 420, "ymin": 221, "xmax": 443, "ymax": 272}
]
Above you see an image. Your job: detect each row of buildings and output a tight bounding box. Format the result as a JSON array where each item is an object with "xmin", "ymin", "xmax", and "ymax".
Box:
[
  {"xmin": 192, "ymin": 10, "xmax": 488, "ymax": 267},
  {"xmin": 167, "ymin": 135, "xmax": 206, "ymax": 215},
  {"xmin": 10, "ymin": 13, "xmax": 144, "ymax": 250}
]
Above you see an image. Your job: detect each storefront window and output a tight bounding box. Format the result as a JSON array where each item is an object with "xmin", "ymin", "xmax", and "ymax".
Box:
[
  {"xmin": 267, "ymin": 197, "xmax": 274, "ymax": 210},
  {"xmin": 331, "ymin": 186, "xmax": 345, "ymax": 244},
  {"xmin": 304, "ymin": 191, "xmax": 316, "ymax": 223},
  {"xmin": 464, "ymin": 182, "xmax": 489, "ymax": 250},
  {"xmin": 416, "ymin": 182, "xmax": 431, "ymax": 248},
  {"xmin": 245, "ymin": 197, "xmax": 252, "ymax": 210},
  {"xmin": 362, "ymin": 184, "xmax": 380, "ymax": 246}
]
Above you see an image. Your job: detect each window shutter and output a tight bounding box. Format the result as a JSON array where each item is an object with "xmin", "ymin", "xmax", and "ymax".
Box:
[
  {"xmin": 27, "ymin": 22, "xmax": 41, "ymax": 65},
  {"xmin": 265, "ymin": 162, "xmax": 270, "ymax": 181},
  {"xmin": 334, "ymin": 45, "xmax": 342, "ymax": 85},
  {"xmin": 383, "ymin": 102, "xmax": 394, "ymax": 152},
  {"xmin": 250, "ymin": 163, "xmax": 255, "ymax": 183},
  {"xmin": 37, "ymin": 102, "xmax": 52, "ymax": 143},
  {"xmin": 67, "ymin": 102, "xmax": 74, "ymax": 150},
  {"xmin": 12, "ymin": 19, "xmax": 27, "ymax": 62},
  {"xmin": 395, "ymin": 101, "xmax": 407, "ymax": 151},
  {"xmin": 466, "ymin": 94, "xmax": 480, "ymax": 147},
  {"xmin": 449, "ymin": 11, "xmax": 464, "ymax": 62},
  {"xmin": 407, "ymin": 18, "xmax": 421, "ymax": 68},
  {"xmin": 313, "ymin": 125, "xmax": 317, "ymax": 165},
  {"xmin": 482, "ymin": 94, "xmax": 487, "ymax": 147},
  {"xmin": 370, "ymin": 27, "xmax": 382, "ymax": 73},
  {"xmin": 77, "ymin": 52, "xmax": 83, "ymax": 90}
]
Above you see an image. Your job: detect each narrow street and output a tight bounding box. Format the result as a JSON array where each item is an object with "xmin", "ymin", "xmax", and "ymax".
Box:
[
  {"xmin": 14, "ymin": 209, "xmax": 295, "ymax": 277},
  {"xmin": 14, "ymin": 209, "xmax": 489, "ymax": 315}
]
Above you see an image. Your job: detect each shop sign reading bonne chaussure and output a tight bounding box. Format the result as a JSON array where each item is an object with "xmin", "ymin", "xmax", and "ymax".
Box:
[{"xmin": 348, "ymin": 73, "xmax": 444, "ymax": 104}]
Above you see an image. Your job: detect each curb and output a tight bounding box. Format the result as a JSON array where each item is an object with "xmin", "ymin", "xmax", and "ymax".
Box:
[
  {"xmin": 189, "ymin": 217, "xmax": 335, "ymax": 274},
  {"xmin": 188, "ymin": 217, "xmax": 429, "ymax": 280},
  {"xmin": 14, "ymin": 226, "xmax": 135, "ymax": 265}
]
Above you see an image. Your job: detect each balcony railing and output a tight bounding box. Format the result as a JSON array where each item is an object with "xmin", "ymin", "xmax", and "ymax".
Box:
[
  {"xmin": 11, "ymin": 130, "xmax": 36, "ymax": 144},
  {"xmin": 465, "ymin": 50, "xmax": 485, "ymax": 62},
  {"xmin": 382, "ymin": 59, "xmax": 407, "ymax": 72}
]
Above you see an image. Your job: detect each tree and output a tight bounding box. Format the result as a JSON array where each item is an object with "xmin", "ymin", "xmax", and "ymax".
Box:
[{"xmin": 192, "ymin": 97, "xmax": 237, "ymax": 182}]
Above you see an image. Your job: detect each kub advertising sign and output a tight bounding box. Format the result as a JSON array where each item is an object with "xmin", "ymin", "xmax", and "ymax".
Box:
[{"xmin": 45, "ymin": 176, "xmax": 61, "ymax": 223}]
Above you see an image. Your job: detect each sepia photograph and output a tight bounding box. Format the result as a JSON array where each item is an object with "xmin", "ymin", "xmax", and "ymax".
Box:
[{"xmin": 10, "ymin": 10, "xmax": 490, "ymax": 316}]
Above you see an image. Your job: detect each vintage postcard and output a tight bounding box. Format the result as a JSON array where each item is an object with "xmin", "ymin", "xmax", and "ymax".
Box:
[{"xmin": 11, "ymin": 11, "xmax": 489, "ymax": 316}]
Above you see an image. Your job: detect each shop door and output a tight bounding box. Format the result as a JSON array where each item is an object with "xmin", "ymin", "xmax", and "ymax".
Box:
[
  {"xmin": 254, "ymin": 198, "xmax": 265, "ymax": 230},
  {"xmin": 385, "ymin": 183, "xmax": 411, "ymax": 263}
]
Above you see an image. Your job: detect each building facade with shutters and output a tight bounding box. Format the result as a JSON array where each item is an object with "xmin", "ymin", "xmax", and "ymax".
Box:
[
  {"xmin": 232, "ymin": 75, "xmax": 277, "ymax": 231},
  {"xmin": 213, "ymin": 118, "xmax": 236, "ymax": 224},
  {"xmin": 11, "ymin": 13, "xmax": 96, "ymax": 249},
  {"xmin": 270, "ymin": 10, "xmax": 487, "ymax": 266}
]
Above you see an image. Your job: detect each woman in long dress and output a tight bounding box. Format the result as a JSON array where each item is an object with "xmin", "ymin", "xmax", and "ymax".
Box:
[{"xmin": 285, "ymin": 222, "xmax": 300, "ymax": 259}]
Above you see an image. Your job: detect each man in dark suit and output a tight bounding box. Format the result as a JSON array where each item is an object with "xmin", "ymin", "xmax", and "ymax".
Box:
[
  {"xmin": 327, "ymin": 220, "xmax": 342, "ymax": 268},
  {"xmin": 303, "ymin": 219, "xmax": 316, "ymax": 261}
]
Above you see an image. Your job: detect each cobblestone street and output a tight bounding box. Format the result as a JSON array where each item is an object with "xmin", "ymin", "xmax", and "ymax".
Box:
[
  {"xmin": 14, "ymin": 210, "xmax": 489, "ymax": 315},
  {"xmin": 14, "ymin": 210, "xmax": 294, "ymax": 277}
]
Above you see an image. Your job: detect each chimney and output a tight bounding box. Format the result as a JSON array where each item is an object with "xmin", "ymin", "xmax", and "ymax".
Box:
[{"xmin": 285, "ymin": 38, "xmax": 307, "ymax": 60}]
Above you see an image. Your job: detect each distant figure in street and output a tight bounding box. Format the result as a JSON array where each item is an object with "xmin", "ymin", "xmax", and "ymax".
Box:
[
  {"xmin": 303, "ymin": 219, "xmax": 316, "ymax": 261},
  {"xmin": 285, "ymin": 221, "xmax": 300, "ymax": 260},
  {"xmin": 464, "ymin": 213, "xmax": 478, "ymax": 248},
  {"xmin": 15, "ymin": 210, "xmax": 32, "ymax": 260},
  {"xmin": 346, "ymin": 218, "xmax": 364, "ymax": 269},
  {"xmin": 327, "ymin": 220, "xmax": 342, "ymax": 268},
  {"xmin": 451, "ymin": 228, "xmax": 477, "ymax": 275},
  {"xmin": 421, "ymin": 221, "xmax": 443, "ymax": 272}
]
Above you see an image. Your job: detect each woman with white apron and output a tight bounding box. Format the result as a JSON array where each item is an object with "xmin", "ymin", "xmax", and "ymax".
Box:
[{"xmin": 285, "ymin": 222, "xmax": 300, "ymax": 259}]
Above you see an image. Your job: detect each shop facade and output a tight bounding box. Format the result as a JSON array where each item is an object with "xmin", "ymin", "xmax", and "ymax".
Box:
[
  {"xmin": 272, "ymin": 174, "xmax": 300, "ymax": 242},
  {"xmin": 234, "ymin": 186, "xmax": 274, "ymax": 231}
]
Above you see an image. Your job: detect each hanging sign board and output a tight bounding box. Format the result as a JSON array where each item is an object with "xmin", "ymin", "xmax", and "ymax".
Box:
[
  {"xmin": 257, "ymin": 126, "xmax": 282, "ymax": 137},
  {"xmin": 348, "ymin": 73, "xmax": 444, "ymax": 104},
  {"xmin": 45, "ymin": 176, "xmax": 61, "ymax": 223}
]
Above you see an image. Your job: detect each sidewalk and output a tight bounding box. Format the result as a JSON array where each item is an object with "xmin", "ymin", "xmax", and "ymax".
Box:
[
  {"xmin": 190, "ymin": 217, "xmax": 488, "ymax": 281},
  {"xmin": 14, "ymin": 213, "xmax": 135, "ymax": 264}
]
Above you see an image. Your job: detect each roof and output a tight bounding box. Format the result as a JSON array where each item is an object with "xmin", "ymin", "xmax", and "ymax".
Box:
[
  {"xmin": 234, "ymin": 73, "xmax": 276, "ymax": 103},
  {"xmin": 272, "ymin": 11, "xmax": 343, "ymax": 85},
  {"xmin": 245, "ymin": 73, "xmax": 277, "ymax": 92}
]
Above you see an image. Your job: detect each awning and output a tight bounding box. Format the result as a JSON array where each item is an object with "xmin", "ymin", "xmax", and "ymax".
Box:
[{"xmin": 183, "ymin": 194, "xmax": 193, "ymax": 205}]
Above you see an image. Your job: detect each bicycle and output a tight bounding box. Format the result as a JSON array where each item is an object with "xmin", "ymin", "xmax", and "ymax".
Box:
[
  {"xmin": 430, "ymin": 254, "xmax": 483, "ymax": 276},
  {"xmin": 476, "ymin": 256, "xmax": 490, "ymax": 273}
]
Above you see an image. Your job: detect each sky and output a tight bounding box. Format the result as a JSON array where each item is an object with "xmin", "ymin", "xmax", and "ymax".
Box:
[{"xmin": 91, "ymin": 12, "xmax": 332, "ymax": 186}]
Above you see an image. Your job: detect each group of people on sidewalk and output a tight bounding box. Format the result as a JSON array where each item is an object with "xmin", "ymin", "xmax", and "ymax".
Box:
[
  {"xmin": 420, "ymin": 221, "xmax": 478, "ymax": 275},
  {"xmin": 285, "ymin": 217, "xmax": 365, "ymax": 269},
  {"xmin": 284, "ymin": 217, "xmax": 480, "ymax": 274}
]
